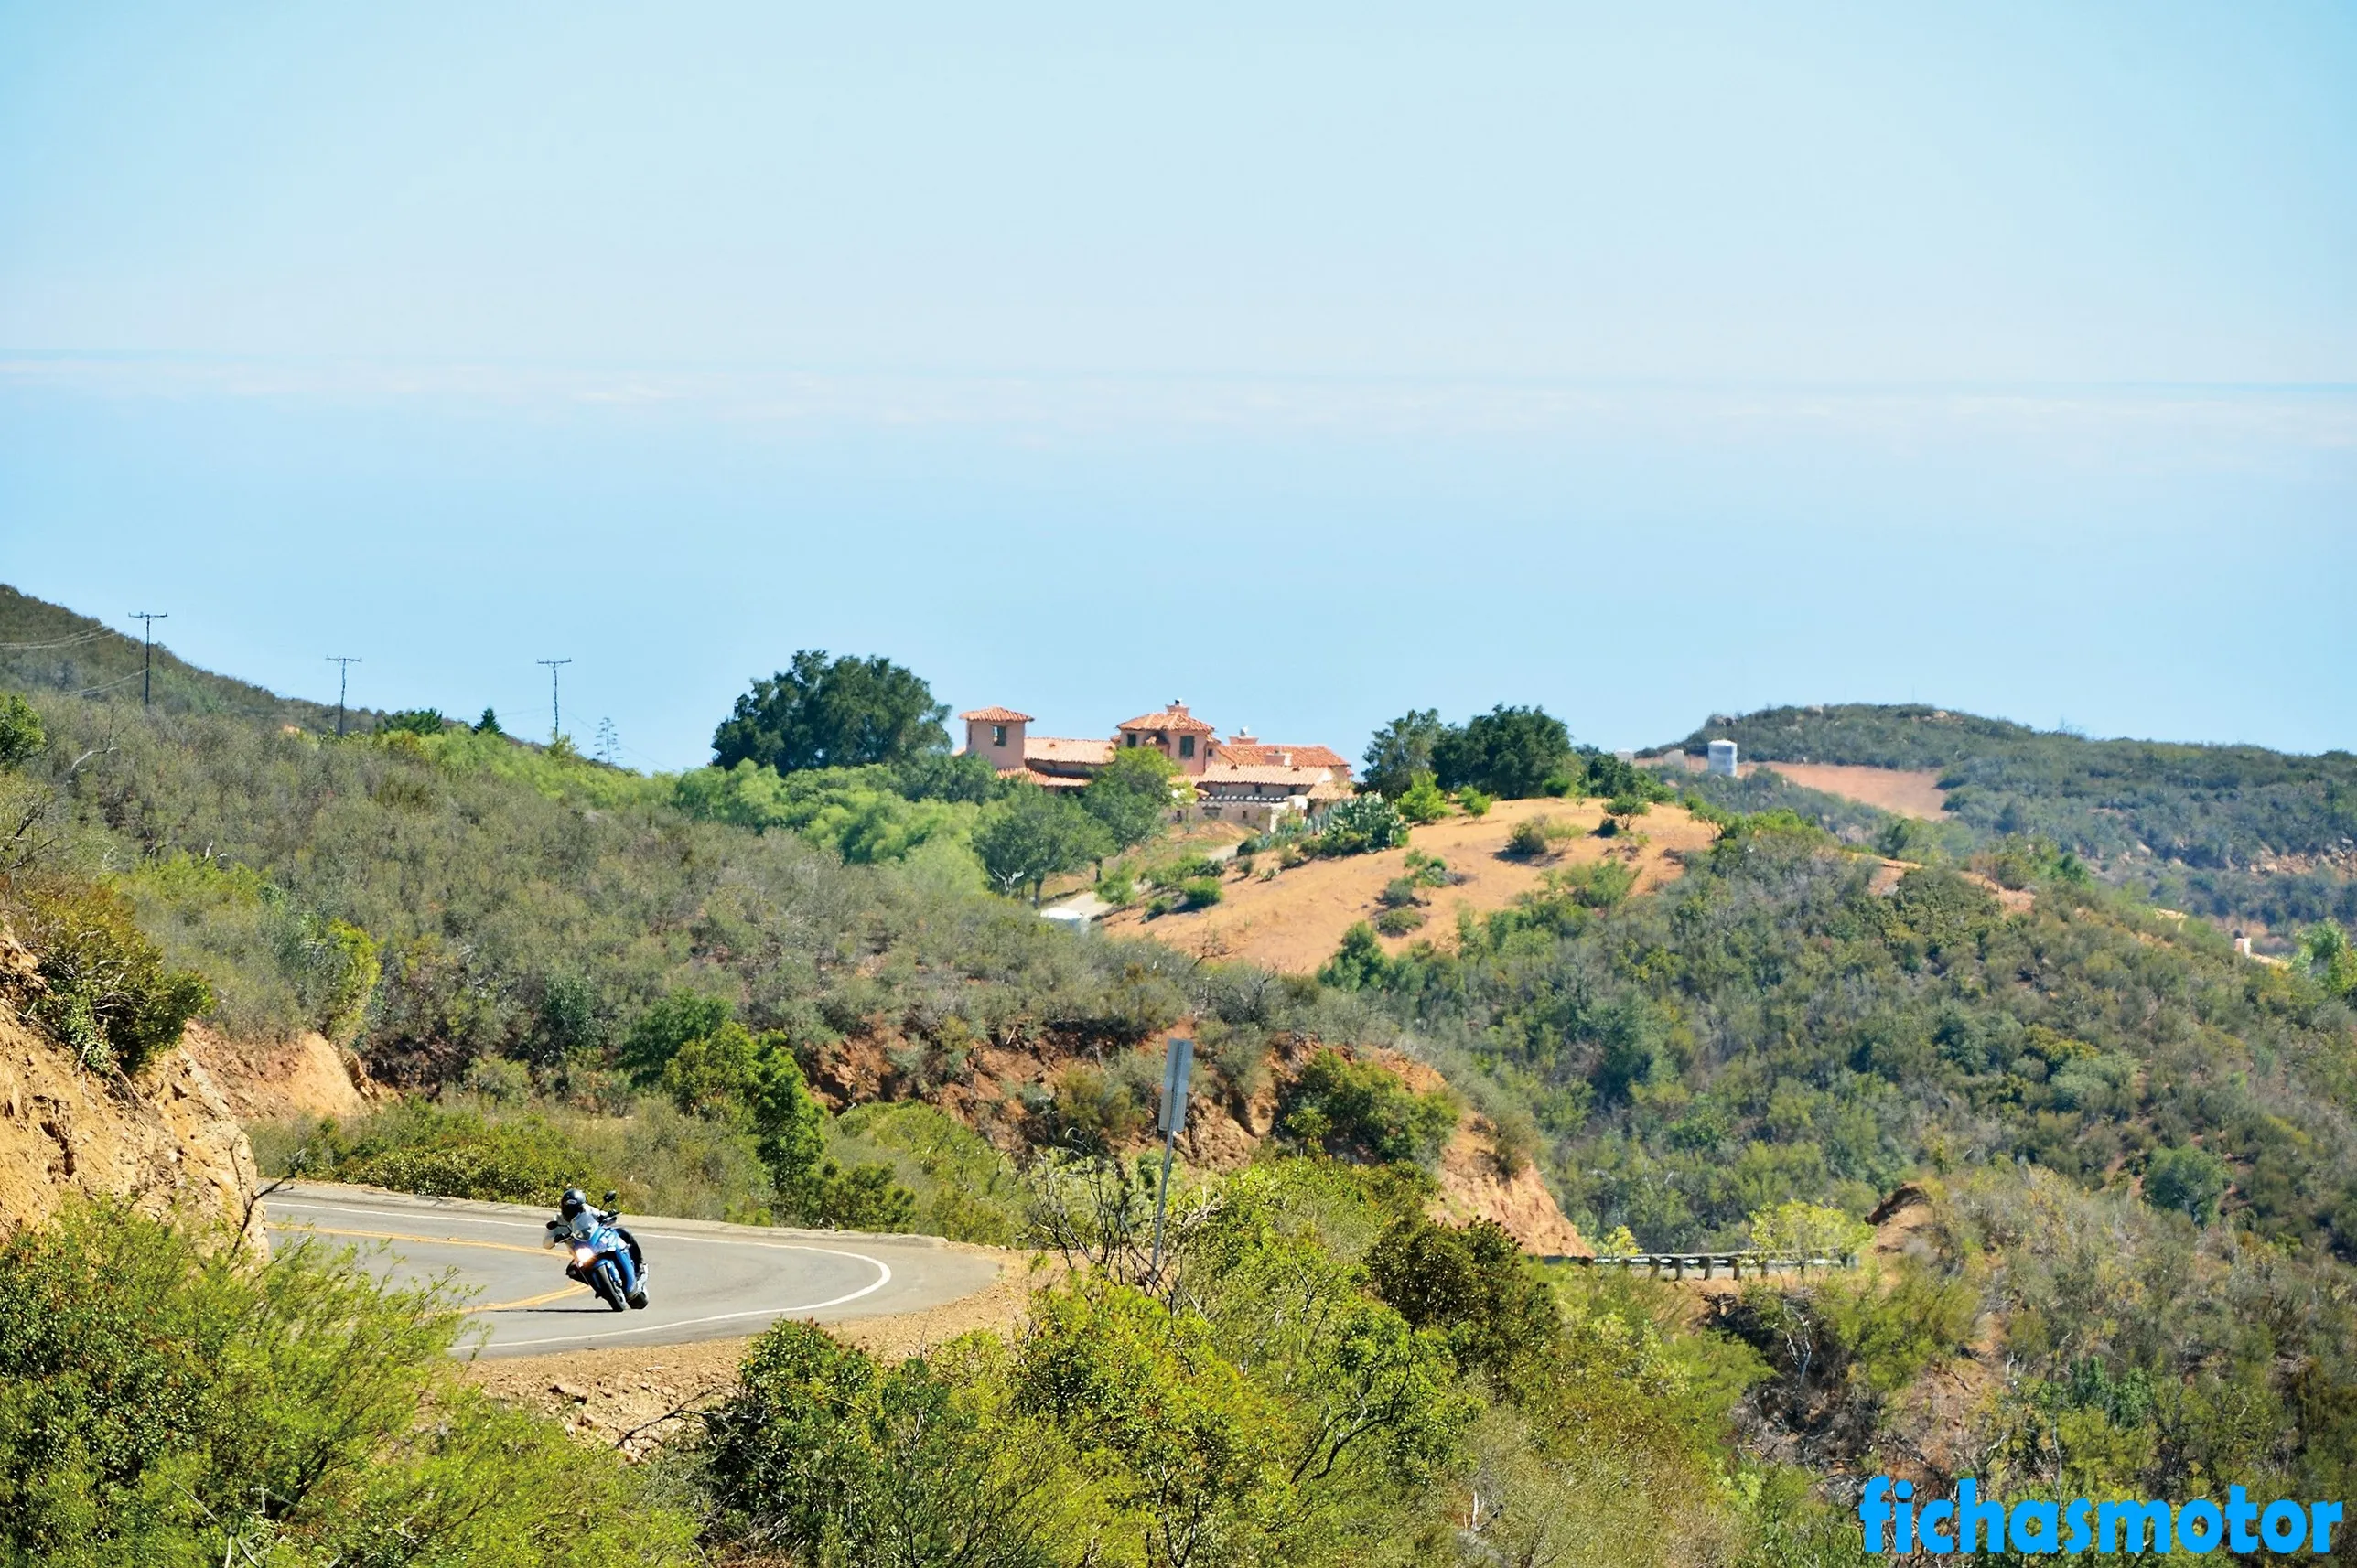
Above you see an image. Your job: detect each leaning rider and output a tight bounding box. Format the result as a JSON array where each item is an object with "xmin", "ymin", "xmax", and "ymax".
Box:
[{"xmin": 544, "ymin": 1187, "xmax": 647, "ymax": 1304}]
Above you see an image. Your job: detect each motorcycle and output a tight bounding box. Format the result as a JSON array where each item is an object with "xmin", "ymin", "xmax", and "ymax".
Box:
[{"xmin": 545, "ymin": 1190, "xmax": 649, "ymax": 1312}]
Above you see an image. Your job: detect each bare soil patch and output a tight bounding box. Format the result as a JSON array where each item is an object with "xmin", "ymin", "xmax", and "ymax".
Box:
[
  {"xmin": 1097, "ymin": 796, "xmax": 1717, "ymax": 974},
  {"xmin": 1749, "ymin": 761, "xmax": 1951, "ymax": 820}
]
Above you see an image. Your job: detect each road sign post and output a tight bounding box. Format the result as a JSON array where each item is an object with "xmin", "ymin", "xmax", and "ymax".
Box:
[{"xmin": 1149, "ymin": 1036, "xmax": 1194, "ymax": 1276}]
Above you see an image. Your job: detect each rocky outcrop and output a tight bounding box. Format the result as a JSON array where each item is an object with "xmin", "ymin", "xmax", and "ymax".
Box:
[{"xmin": 0, "ymin": 1013, "xmax": 262, "ymax": 1243}]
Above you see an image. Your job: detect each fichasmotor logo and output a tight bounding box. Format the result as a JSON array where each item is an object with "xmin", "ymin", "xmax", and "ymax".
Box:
[{"xmin": 1858, "ymin": 1477, "xmax": 2344, "ymax": 1556}]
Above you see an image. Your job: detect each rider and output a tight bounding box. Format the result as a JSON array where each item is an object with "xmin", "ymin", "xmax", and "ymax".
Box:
[{"xmin": 546, "ymin": 1187, "xmax": 648, "ymax": 1308}]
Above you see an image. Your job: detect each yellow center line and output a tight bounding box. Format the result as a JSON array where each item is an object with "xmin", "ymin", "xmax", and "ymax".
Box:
[{"xmin": 274, "ymin": 1223, "xmax": 593, "ymax": 1312}]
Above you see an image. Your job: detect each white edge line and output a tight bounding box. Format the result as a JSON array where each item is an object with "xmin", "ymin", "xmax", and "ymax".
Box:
[
  {"xmin": 266, "ymin": 1200, "xmax": 900, "ymax": 1349},
  {"xmin": 492, "ymin": 1250, "xmax": 894, "ymax": 1348}
]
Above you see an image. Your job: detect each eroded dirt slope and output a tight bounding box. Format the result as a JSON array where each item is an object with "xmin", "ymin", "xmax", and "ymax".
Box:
[{"xmin": 0, "ymin": 1012, "xmax": 261, "ymax": 1241}]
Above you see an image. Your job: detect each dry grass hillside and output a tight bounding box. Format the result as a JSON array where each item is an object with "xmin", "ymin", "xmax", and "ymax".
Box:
[{"xmin": 1099, "ymin": 796, "xmax": 1717, "ymax": 973}]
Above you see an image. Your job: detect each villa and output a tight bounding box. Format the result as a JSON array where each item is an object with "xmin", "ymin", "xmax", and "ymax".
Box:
[{"xmin": 958, "ymin": 700, "xmax": 1355, "ymax": 832}]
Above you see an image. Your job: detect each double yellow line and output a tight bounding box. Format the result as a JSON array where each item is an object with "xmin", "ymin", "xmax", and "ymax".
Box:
[{"xmin": 276, "ymin": 1223, "xmax": 591, "ymax": 1312}]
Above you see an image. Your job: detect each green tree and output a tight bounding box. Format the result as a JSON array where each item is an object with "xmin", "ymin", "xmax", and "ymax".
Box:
[
  {"xmin": 1747, "ymin": 1199, "xmax": 1872, "ymax": 1260},
  {"xmin": 974, "ymin": 785, "xmax": 1112, "ymax": 903},
  {"xmin": 2299, "ymin": 921, "xmax": 2357, "ymax": 997},
  {"xmin": 0, "ymin": 691, "xmax": 45, "ymax": 769},
  {"xmin": 619, "ymin": 989, "xmax": 736, "ymax": 1084},
  {"xmin": 1432, "ymin": 704, "xmax": 1572, "ymax": 799},
  {"xmin": 2144, "ymin": 1144, "xmax": 2230, "ymax": 1225},
  {"xmin": 1080, "ymin": 746, "xmax": 1183, "ymax": 857},
  {"xmin": 1365, "ymin": 1214, "xmax": 1563, "ymax": 1387},
  {"xmin": 474, "ymin": 706, "xmax": 503, "ymax": 735},
  {"xmin": 713, "ymin": 650, "xmax": 951, "ymax": 774},
  {"xmin": 1361, "ymin": 709, "xmax": 1445, "ymax": 800}
]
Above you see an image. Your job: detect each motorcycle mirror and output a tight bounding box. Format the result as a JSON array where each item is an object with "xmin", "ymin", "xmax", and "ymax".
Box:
[{"xmin": 601, "ymin": 1190, "xmax": 619, "ymax": 1206}]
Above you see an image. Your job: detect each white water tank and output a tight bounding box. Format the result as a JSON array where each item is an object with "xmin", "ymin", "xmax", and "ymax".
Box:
[{"xmin": 1706, "ymin": 739, "xmax": 1738, "ymax": 777}]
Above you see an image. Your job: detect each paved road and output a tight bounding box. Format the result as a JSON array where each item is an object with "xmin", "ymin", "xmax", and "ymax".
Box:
[{"xmin": 264, "ymin": 1182, "xmax": 1003, "ymax": 1357}]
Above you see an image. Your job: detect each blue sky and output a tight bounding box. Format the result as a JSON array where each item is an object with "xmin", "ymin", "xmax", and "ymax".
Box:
[{"xmin": 3, "ymin": 3, "xmax": 2352, "ymax": 768}]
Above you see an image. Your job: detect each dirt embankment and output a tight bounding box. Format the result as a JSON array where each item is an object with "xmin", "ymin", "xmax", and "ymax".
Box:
[
  {"xmin": 179, "ymin": 1024, "xmax": 383, "ymax": 1122},
  {"xmin": 0, "ymin": 1011, "xmax": 263, "ymax": 1242},
  {"xmin": 1098, "ymin": 797, "xmax": 1717, "ymax": 974}
]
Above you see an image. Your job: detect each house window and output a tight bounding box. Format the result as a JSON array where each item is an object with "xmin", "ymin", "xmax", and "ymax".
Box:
[
  {"xmin": 1125, "ymin": 734, "xmax": 1138, "ymax": 746},
  {"xmin": 991, "ymin": 725, "xmax": 1007, "ymax": 746},
  {"xmin": 1179, "ymin": 735, "xmax": 1195, "ymax": 758}
]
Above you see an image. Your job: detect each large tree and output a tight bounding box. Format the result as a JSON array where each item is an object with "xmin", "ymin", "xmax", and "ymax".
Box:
[
  {"xmin": 974, "ymin": 785, "xmax": 1112, "ymax": 904},
  {"xmin": 712, "ymin": 650, "xmax": 950, "ymax": 774},
  {"xmin": 1432, "ymin": 704, "xmax": 1572, "ymax": 799},
  {"xmin": 1078, "ymin": 745, "xmax": 1183, "ymax": 855},
  {"xmin": 1361, "ymin": 708, "xmax": 1443, "ymax": 800}
]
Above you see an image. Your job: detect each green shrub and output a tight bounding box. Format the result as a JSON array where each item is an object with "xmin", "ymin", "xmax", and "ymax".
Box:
[
  {"xmin": 2143, "ymin": 1144, "xmax": 2230, "ymax": 1224},
  {"xmin": 1146, "ymin": 854, "xmax": 1222, "ymax": 887},
  {"xmin": 1604, "ymin": 794, "xmax": 1652, "ymax": 821},
  {"xmin": 374, "ymin": 708, "xmax": 448, "ymax": 736},
  {"xmin": 1394, "ymin": 772, "xmax": 1450, "ymax": 826},
  {"xmin": 1505, "ymin": 819, "xmax": 1553, "ymax": 858},
  {"xmin": 1455, "ymin": 788, "xmax": 1493, "ymax": 817},
  {"xmin": 1277, "ymin": 1048, "xmax": 1459, "ymax": 1166},
  {"xmin": 0, "ymin": 1202, "xmax": 691, "ymax": 1566},
  {"xmin": 1313, "ymin": 795, "xmax": 1409, "ymax": 857},
  {"xmin": 1374, "ymin": 906, "xmax": 1426, "ymax": 937},
  {"xmin": 702, "ymin": 1320, "xmax": 1104, "ymax": 1563},
  {"xmin": 1366, "ymin": 1213, "xmax": 1562, "ymax": 1385},
  {"xmin": 1037, "ymin": 1064, "xmax": 1152, "ymax": 1154},
  {"xmin": 288, "ymin": 1102, "xmax": 608, "ymax": 1203},
  {"xmin": 828, "ymin": 1101, "xmax": 1025, "ymax": 1243},
  {"xmin": 9, "ymin": 877, "xmax": 211, "ymax": 1074},
  {"xmin": 1378, "ymin": 876, "xmax": 1421, "ymax": 909},
  {"xmin": 1180, "ymin": 876, "xmax": 1224, "ymax": 908}
]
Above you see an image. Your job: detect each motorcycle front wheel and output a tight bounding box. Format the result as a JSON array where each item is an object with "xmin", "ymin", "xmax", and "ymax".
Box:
[{"xmin": 594, "ymin": 1258, "xmax": 627, "ymax": 1312}]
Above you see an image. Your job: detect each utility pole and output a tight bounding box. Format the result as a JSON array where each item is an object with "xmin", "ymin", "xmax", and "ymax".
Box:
[
  {"xmin": 536, "ymin": 659, "xmax": 572, "ymax": 743},
  {"xmin": 325, "ymin": 656, "xmax": 361, "ymax": 736},
  {"xmin": 128, "ymin": 611, "xmax": 168, "ymax": 707}
]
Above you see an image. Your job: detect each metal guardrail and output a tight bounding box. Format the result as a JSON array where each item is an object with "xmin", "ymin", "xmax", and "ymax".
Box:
[{"xmin": 1539, "ymin": 1252, "xmax": 1860, "ymax": 1281}]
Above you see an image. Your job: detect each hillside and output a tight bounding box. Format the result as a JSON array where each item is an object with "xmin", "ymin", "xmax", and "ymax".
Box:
[
  {"xmin": 0, "ymin": 584, "xmax": 378, "ymax": 732},
  {"xmin": 1665, "ymin": 702, "xmax": 2357, "ymax": 939},
  {"xmin": 1100, "ymin": 796, "xmax": 1715, "ymax": 972},
  {"xmin": 5, "ymin": 596, "xmax": 2357, "ymax": 1562}
]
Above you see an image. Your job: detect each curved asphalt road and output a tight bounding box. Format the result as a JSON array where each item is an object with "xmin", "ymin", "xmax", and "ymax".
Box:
[{"xmin": 263, "ymin": 1181, "xmax": 1003, "ymax": 1357}]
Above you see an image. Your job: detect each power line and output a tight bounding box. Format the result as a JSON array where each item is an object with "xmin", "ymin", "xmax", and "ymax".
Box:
[
  {"xmin": 0, "ymin": 628, "xmax": 108, "ymax": 650},
  {"xmin": 536, "ymin": 659, "xmax": 573, "ymax": 744},
  {"xmin": 128, "ymin": 611, "xmax": 167, "ymax": 707},
  {"xmin": 325, "ymin": 656, "xmax": 361, "ymax": 736}
]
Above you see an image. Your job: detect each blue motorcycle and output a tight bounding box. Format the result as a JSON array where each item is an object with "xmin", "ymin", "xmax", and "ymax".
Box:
[{"xmin": 544, "ymin": 1187, "xmax": 648, "ymax": 1312}]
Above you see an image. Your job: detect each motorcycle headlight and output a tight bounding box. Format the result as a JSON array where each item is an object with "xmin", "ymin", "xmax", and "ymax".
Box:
[{"xmin": 573, "ymin": 1246, "xmax": 595, "ymax": 1265}]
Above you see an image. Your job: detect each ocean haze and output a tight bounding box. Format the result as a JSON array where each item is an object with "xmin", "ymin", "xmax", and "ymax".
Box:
[{"xmin": 2, "ymin": 3, "xmax": 2352, "ymax": 765}]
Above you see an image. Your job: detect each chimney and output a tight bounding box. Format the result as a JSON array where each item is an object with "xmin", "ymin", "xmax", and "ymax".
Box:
[{"xmin": 1277, "ymin": 750, "xmax": 1292, "ymax": 767}]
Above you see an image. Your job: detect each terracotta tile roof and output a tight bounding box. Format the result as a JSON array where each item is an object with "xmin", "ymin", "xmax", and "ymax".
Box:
[
  {"xmin": 960, "ymin": 706, "xmax": 1034, "ymax": 723},
  {"xmin": 1197, "ymin": 762, "xmax": 1337, "ymax": 789},
  {"xmin": 1116, "ymin": 703, "xmax": 1216, "ymax": 735},
  {"xmin": 1024, "ymin": 736, "xmax": 1117, "ymax": 766},
  {"xmin": 1213, "ymin": 742, "xmax": 1353, "ymax": 773}
]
